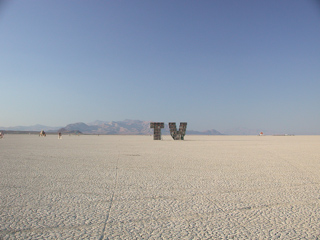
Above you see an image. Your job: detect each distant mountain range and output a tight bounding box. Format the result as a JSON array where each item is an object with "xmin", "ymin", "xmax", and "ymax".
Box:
[
  {"xmin": 2, "ymin": 120, "xmax": 280, "ymax": 135},
  {"xmin": 222, "ymin": 127, "xmax": 268, "ymax": 135},
  {"xmin": 59, "ymin": 120, "xmax": 154, "ymax": 135},
  {"xmin": 0, "ymin": 119, "xmax": 223, "ymax": 135},
  {"xmin": 0, "ymin": 124, "xmax": 61, "ymax": 132},
  {"xmin": 58, "ymin": 120, "xmax": 223, "ymax": 135}
]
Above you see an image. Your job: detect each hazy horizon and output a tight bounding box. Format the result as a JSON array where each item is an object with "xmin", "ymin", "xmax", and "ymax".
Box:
[
  {"xmin": 0, "ymin": 119, "xmax": 315, "ymax": 135},
  {"xmin": 1, "ymin": 1, "xmax": 319, "ymax": 134}
]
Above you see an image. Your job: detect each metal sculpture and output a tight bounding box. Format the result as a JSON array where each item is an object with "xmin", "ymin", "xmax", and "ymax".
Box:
[
  {"xmin": 150, "ymin": 122, "xmax": 164, "ymax": 140},
  {"xmin": 169, "ymin": 122, "xmax": 187, "ymax": 140}
]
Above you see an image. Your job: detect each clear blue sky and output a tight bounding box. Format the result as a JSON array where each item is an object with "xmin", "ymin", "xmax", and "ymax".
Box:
[{"xmin": 1, "ymin": 0, "xmax": 319, "ymax": 134}]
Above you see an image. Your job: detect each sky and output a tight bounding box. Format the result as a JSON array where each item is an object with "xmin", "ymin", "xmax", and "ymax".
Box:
[{"xmin": 1, "ymin": 0, "xmax": 319, "ymax": 134}]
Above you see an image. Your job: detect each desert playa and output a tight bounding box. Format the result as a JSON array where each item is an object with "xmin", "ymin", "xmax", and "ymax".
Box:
[{"xmin": 1, "ymin": 134, "xmax": 319, "ymax": 239}]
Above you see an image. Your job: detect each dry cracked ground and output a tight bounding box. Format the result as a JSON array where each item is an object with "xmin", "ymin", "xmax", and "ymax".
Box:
[{"xmin": 1, "ymin": 134, "xmax": 320, "ymax": 239}]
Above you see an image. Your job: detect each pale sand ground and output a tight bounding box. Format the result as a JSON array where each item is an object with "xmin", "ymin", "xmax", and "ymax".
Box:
[{"xmin": 0, "ymin": 134, "xmax": 319, "ymax": 239}]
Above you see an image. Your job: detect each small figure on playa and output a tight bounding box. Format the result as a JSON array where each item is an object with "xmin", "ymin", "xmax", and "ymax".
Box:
[
  {"xmin": 39, "ymin": 130, "xmax": 46, "ymax": 137},
  {"xmin": 58, "ymin": 132, "xmax": 62, "ymax": 139},
  {"xmin": 0, "ymin": 131, "xmax": 3, "ymax": 139}
]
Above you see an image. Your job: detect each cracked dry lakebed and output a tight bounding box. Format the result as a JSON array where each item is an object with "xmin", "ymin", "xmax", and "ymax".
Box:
[{"xmin": 1, "ymin": 134, "xmax": 320, "ymax": 239}]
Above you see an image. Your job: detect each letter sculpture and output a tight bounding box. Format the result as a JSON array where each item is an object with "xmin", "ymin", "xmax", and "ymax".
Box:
[
  {"xmin": 169, "ymin": 122, "xmax": 187, "ymax": 140},
  {"xmin": 150, "ymin": 122, "xmax": 164, "ymax": 140}
]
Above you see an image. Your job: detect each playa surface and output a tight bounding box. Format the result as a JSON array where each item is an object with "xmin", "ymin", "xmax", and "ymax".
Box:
[{"xmin": 1, "ymin": 134, "xmax": 319, "ymax": 239}]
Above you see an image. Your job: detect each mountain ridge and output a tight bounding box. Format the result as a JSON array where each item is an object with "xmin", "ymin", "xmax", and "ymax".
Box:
[
  {"xmin": 58, "ymin": 120, "xmax": 223, "ymax": 135},
  {"xmin": 1, "ymin": 120, "xmax": 281, "ymax": 135},
  {"xmin": 2, "ymin": 120, "xmax": 273, "ymax": 135},
  {"xmin": 0, "ymin": 124, "xmax": 62, "ymax": 132}
]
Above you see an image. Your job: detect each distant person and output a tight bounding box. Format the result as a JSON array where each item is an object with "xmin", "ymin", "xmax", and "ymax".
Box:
[
  {"xmin": 58, "ymin": 132, "xmax": 62, "ymax": 139},
  {"xmin": 0, "ymin": 131, "xmax": 3, "ymax": 139},
  {"xmin": 39, "ymin": 130, "xmax": 46, "ymax": 137}
]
